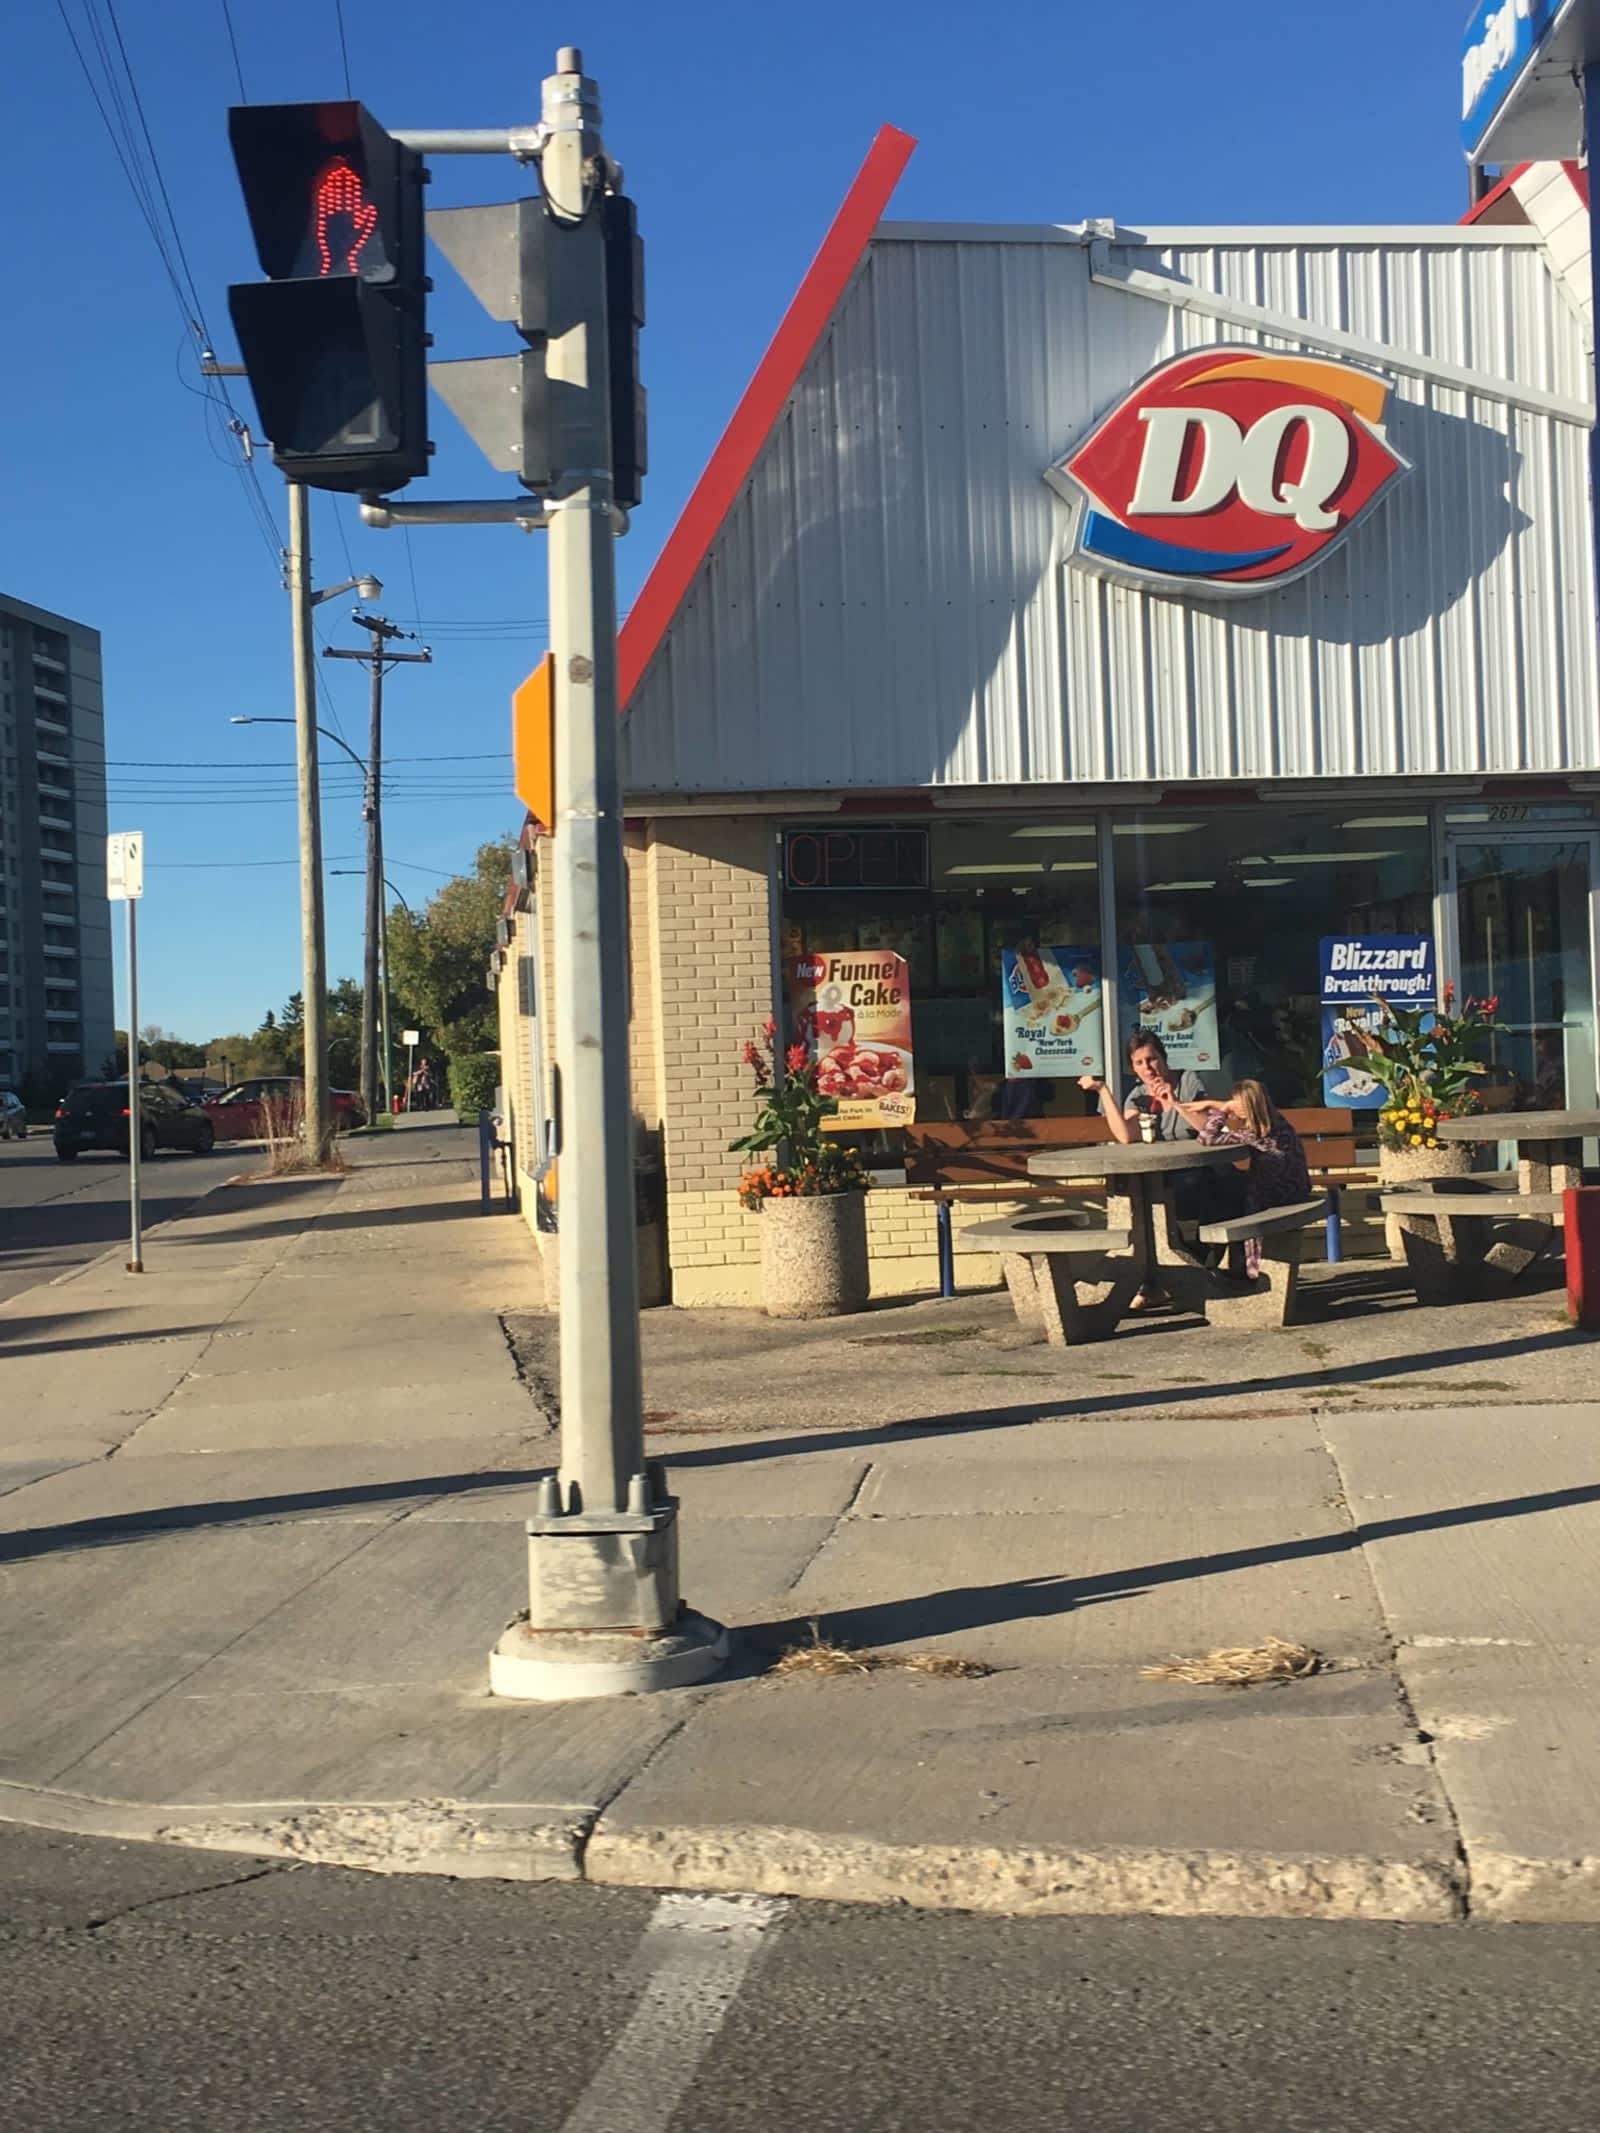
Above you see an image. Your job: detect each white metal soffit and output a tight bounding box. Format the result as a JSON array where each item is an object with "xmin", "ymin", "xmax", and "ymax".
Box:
[
  {"xmin": 1510, "ymin": 163, "xmax": 1593, "ymax": 348},
  {"xmin": 621, "ymin": 228, "xmax": 1599, "ymax": 796}
]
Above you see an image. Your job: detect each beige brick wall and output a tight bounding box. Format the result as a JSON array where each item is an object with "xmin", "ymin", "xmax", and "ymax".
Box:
[{"xmin": 647, "ymin": 817, "xmax": 775, "ymax": 1207}]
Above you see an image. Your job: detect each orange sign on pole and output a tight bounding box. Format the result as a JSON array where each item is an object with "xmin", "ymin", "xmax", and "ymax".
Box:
[{"xmin": 512, "ymin": 653, "xmax": 555, "ymax": 831}]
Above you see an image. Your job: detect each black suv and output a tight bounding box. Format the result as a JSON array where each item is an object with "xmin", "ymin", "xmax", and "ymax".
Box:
[{"xmin": 53, "ymin": 1082, "xmax": 217, "ymax": 1162}]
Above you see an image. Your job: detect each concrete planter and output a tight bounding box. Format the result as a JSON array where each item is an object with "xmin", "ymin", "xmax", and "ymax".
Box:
[
  {"xmin": 759, "ymin": 1192, "xmax": 870, "ymax": 1319},
  {"xmin": 1379, "ymin": 1140, "xmax": 1474, "ymax": 1260}
]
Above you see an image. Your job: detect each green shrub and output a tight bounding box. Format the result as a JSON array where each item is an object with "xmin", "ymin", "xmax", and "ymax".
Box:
[{"xmin": 448, "ymin": 1052, "xmax": 501, "ymax": 1116}]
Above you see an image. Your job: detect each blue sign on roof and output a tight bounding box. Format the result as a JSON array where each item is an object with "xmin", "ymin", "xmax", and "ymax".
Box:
[{"xmin": 1462, "ymin": 0, "xmax": 1564, "ymax": 158}]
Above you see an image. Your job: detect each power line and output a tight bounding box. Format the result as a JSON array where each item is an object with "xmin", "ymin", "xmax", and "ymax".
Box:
[
  {"xmin": 218, "ymin": 0, "xmax": 247, "ymax": 99},
  {"xmin": 401, "ymin": 526, "xmax": 422, "ymax": 624},
  {"xmin": 51, "ymin": 0, "xmax": 285, "ymax": 568},
  {"xmin": 332, "ymin": 0, "xmax": 353, "ymax": 96},
  {"xmin": 105, "ymin": 759, "xmax": 507, "ymax": 776}
]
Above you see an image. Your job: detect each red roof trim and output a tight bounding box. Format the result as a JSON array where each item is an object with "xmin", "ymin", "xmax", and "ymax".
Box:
[
  {"xmin": 1565, "ymin": 159, "xmax": 1589, "ymax": 210},
  {"xmin": 1459, "ymin": 162, "xmax": 1530, "ymax": 224},
  {"xmin": 617, "ymin": 124, "xmax": 918, "ymax": 710}
]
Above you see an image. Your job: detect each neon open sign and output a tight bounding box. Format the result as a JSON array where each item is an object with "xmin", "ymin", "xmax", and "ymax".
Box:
[{"xmin": 783, "ymin": 828, "xmax": 930, "ymax": 892}]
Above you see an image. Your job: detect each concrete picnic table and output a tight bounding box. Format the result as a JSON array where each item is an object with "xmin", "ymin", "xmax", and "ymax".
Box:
[
  {"xmin": 1383, "ymin": 1110, "xmax": 1600, "ymax": 1298},
  {"xmin": 1013, "ymin": 1138, "xmax": 1243, "ymax": 1341},
  {"xmin": 1436, "ymin": 1109, "xmax": 1600, "ymax": 1194}
]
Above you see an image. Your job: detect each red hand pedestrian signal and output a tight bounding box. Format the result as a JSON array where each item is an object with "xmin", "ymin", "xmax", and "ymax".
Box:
[{"xmin": 313, "ymin": 157, "xmax": 379, "ymax": 276}]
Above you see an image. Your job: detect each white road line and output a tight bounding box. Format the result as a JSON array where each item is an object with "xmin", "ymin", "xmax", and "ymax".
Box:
[{"xmin": 557, "ymin": 1892, "xmax": 788, "ymax": 2133}]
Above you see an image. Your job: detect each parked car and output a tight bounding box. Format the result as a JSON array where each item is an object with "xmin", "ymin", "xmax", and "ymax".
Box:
[
  {"xmin": 0, "ymin": 1090, "xmax": 27, "ymax": 1140},
  {"xmin": 53, "ymin": 1081, "xmax": 217, "ymax": 1162},
  {"xmin": 202, "ymin": 1077, "xmax": 366, "ymax": 1142}
]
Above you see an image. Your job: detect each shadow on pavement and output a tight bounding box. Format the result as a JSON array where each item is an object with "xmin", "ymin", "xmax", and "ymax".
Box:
[
  {"xmin": 738, "ymin": 1475, "xmax": 1600, "ymax": 1646},
  {"xmin": 6, "ymin": 1467, "xmax": 1600, "ymax": 1658},
  {"xmin": 163, "ymin": 1197, "xmax": 485, "ymax": 1248}
]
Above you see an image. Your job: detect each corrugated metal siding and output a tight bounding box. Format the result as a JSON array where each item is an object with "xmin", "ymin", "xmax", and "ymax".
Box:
[{"xmin": 622, "ymin": 230, "xmax": 1597, "ymax": 794}]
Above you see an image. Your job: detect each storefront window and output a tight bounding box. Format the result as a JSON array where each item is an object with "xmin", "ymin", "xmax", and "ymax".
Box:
[
  {"xmin": 1112, "ymin": 808, "xmax": 1435, "ymax": 1106},
  {"xmin": 778, "ymin": 819, "xmax": 1100, "ymax": 1122}
]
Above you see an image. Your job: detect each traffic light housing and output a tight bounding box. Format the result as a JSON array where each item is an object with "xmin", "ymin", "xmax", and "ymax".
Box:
[
  {"xmin": 602, "ymin": 194, "xmax": 646, "ymax": 510},
  {"xmin": 428, "ymin": 191, "xmax": 645, "ymax": 505},
  {"xmin": 226, "ymin": 102, "xmax": 430, "ymax": 493}
]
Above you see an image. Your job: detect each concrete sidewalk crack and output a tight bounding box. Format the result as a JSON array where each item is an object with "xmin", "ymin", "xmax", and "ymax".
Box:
[
  {"xmin": 576, "ymin": 1704, "xmax": 701, "ymax": 1875},
  {"xmin": 779, "ymin": 1460, "xmax": 876, "ymax": 1597},
  {"xmin": 1316, "ymin": 1418, "xmax": 1472, "ymax": 1920}
]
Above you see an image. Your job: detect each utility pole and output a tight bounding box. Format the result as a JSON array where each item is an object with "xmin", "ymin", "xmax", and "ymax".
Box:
[
  {"xmin": 324, "ymin": 614, "xmax": 430, "ymax": 1121},
  {"xmin": 288, "ymin": 483, "xmax": 331, "ymax": 1164}
]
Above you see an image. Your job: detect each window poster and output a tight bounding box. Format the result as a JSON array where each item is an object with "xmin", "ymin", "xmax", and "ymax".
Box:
[
  {"xmin": 1118, "ymin": 941, "xmax": 1219, "ymax": 1070},
  {"xmin": 1001, "ymin": 948, "xmax": 1104, "ymax": 1076},
  {"xmin": 1319, "ymin": 934, "xmax": 1435, "ymax": 1108},
  {"xmin": 790, "ymin": 951, "xmax": 915, "ymax": 1126}
]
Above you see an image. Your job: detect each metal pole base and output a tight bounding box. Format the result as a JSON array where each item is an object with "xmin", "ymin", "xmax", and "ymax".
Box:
[{"xmin": 488, "ymin": 1611, "xmax": 729, "ymax": 1701}]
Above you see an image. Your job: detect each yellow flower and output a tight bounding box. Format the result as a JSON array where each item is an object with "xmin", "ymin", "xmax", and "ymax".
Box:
[{"xmin": 1410, "ymin": 1133, "xmax": 1423, "ymax": 1146}]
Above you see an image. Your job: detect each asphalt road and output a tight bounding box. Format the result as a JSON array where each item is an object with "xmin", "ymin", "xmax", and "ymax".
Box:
[
  {"xmin": 0, "ymin": 1135, "xmax": 241, "ymax": 1305},
  {"xmin": 4, "ymin": 1825, "xmax": 1600, "ymax": 2133}
]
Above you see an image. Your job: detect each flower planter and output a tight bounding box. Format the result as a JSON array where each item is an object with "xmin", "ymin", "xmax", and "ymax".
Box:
[
  {"xmin": 759, "ymin": 1192, "xmax": 869, "ymax": 1319},
  {"xmin": 1379, "ymin": 1140, "xmax": 1474, "ymax": 1261}
]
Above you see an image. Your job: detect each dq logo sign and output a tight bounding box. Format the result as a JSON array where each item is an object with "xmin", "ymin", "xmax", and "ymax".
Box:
[{"xmin": 1048, "ymin": 349, "xmax": 1409, "ymax": 598}]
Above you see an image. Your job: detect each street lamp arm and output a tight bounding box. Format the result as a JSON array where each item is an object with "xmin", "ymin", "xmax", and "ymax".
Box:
[{"xmin": 229, "ymin": 714, "xmax": 368, "ymax": 776}]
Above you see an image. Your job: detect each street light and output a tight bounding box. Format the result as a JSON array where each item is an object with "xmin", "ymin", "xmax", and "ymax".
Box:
[
  {"xmin": 331, "ymin": 868, "xmax": 412, "ymax": 913},
  {"xmin": 312, "ymin": 574, "xmax": 383, "ymax": 609}
]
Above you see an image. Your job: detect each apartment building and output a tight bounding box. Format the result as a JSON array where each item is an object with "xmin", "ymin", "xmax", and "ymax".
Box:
[{"xmin": 0, "ymin": 593, "xmax": 115, "ymax": 1095}]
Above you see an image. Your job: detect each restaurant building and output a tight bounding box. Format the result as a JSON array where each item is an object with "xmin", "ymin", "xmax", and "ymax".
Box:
[{"xmin": 495, "ymin": 138, "xmax": 1600, "ymax": 1305}]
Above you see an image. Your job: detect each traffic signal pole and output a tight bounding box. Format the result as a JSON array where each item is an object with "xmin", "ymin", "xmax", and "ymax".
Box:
[
  {"xmin": 224, "ymin": 53, "xmax": 719, "ymax": 1697},
  {"xmin": 288, "ymin": 482, "xmax": 331, "ymax": 1165},
  {"xmin": 485, "ymin": 50, "xmax": 725, "ymax": 1699}
]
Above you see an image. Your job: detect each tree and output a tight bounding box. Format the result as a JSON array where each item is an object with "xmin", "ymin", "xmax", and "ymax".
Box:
[{"xmin": 387, "ymin": 840, "xmax": 513, "ymax": 1092}]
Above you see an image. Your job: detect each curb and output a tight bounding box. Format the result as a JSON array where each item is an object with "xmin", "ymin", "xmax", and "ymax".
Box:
[
  {"xmin": 0, "ymin": 1780, "xmax": 1470, "ymax": 1921},
  {"xmin": 0, "ymin": 1781, "xmax": 590, "ymax": 1885}
]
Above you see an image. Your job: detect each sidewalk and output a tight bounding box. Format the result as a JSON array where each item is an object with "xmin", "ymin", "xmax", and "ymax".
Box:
[{"xmin": 2, "ymin": 1133, "xmax": 1598, "ymax": 1922}]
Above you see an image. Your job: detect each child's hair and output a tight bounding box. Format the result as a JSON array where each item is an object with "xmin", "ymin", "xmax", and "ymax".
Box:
[{"xmin": 1230, "ymin": 1077, "xmax": 1278, "ymax": 1139}]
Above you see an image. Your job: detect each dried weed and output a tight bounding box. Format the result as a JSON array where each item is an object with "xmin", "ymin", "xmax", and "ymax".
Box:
[{"xmin": 1141, "ymin": 1636, "xmax": 1321, "ymax": 1688}]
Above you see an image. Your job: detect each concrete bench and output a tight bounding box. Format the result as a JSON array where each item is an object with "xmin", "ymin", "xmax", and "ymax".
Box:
[
  {"xmin": 958, "ymin": 1212, "xmax": 1134, "ymax": 1344},
  {"xmin": 1375, "ymin": 1186, "xmax": 1565, "ymax": 1302},
  {"xmin": 1194, "ymin": 1197, "xmax": 1329, "ymax": 1329}
]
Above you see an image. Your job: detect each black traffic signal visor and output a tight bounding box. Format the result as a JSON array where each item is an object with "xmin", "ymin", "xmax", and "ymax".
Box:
[{"xmin": 228, "ymin": 101, "xmax": 409, "ymax": 283}]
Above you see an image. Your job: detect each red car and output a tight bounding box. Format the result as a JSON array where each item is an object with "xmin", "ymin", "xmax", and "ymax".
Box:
[{"xmin": 203, "ymin": 1077, "xmax": 367, "ymax": 1141}]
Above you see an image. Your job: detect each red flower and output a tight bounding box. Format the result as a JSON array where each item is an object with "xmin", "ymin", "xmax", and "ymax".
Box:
[
  {"xmin": 1482, "ymin": 995, "xmax": 1500, "ymax": 1015},
  {"xmin": 1443, "ymin": 980, "xmax": 1455, "ymax": 1002},
  {"xmin": 785, "ymin": 1043, "xmax": 809, "ymax": 1075},
  {"xmin": 741, "ymin": 1041, "xmax": 762, "ymax": 1069},
  {"xmin": 763, "ymin": 1016, "xmax": 777, "ymax": 1041}
]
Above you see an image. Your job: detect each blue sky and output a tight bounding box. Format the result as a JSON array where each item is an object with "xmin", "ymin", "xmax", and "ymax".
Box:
[{"xmin": 4, "ymin": 2, "xmax": 1476, "ymax": 1041}]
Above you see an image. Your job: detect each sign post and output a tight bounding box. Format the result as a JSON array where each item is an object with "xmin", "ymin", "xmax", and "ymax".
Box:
[
  {"xmin": 401, "ymin": 1027, "xmax": 419, "ymax": 1110},
  {"xmin": 106, "ymin": 832, "xmax": 146, "ymax": 1275}
]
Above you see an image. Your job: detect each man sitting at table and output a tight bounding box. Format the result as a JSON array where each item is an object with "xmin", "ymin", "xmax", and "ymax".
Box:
[
  {"xmin": 1077, "ymin": 1031, "xmax": 1214, "ymax": 1308},
  {"xmin": 1078, "ymin": 1029, "xmax": 1208, "ymax": 1143}
]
